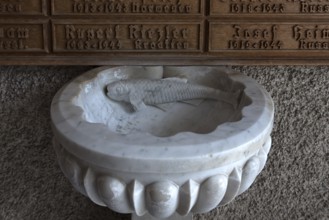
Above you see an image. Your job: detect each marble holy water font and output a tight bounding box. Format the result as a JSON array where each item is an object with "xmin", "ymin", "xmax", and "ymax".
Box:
[{"xmin": 51, "ymin": 66, "xmax": 274, "ymax": 219}]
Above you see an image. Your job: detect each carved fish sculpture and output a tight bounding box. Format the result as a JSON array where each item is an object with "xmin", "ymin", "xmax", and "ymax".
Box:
[{"xmin": 106, "ymin": 78, "xmax": 241, "ymax": 111}]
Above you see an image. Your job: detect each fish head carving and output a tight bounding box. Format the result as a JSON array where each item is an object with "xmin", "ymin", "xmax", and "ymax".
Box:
[{"xmin": 107, "ymin": 81, "xmax": 130, "ymax": 102}]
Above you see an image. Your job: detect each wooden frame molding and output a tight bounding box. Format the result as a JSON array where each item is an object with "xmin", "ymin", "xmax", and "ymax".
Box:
[{"xmin": 1, "ymin": 0, "xmax": 329, "ymax": 65}]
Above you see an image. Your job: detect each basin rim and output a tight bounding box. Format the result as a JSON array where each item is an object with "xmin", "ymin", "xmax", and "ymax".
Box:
[{"xmin": 51, "ymin": 66, "xmax": 274, "ymax": 173}]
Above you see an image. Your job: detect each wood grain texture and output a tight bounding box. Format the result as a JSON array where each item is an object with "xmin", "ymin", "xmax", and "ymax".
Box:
[{"xmin": 1, "ymin": 0, "xmax": 329, "ymax": 64}]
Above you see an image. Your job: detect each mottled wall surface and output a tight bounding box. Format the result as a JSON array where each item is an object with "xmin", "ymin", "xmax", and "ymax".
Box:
[{"xmin": 0, "ymin": 66, "xmax": 328, "ymax": 220}]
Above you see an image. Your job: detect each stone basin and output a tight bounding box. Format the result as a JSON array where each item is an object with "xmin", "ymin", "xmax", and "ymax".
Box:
[{"xmin": 51, "ymin": 66, "xmax": 274, "ymax": 219}]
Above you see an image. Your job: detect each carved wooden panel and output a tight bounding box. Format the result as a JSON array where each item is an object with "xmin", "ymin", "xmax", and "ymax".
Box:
[
  {"xmin": 52, "ymin": 21, "xmax": 203, "ymax": 53},
  {"xmin": 0, "ymin": 0, "xmax": 46, "ymax": 15},
  {"xmin": 1, "ymin": 0, "xmax": 329, "ymax": 65},
  {"xmin": 52, "ymin": 0, "xmax": 204, "ymax": 16},
  {"xmin": 0, "ymin": 21, "xmax": 48, "ymax": 53},
  {"xmin": 210, "ymin": 0, "xmax": 329, "ymax": 16}
]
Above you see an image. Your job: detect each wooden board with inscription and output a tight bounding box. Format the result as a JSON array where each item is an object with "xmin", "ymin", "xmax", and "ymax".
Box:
[{"xmin": 1, "ymin": 0, "xmax": 329, "ymax": 65}]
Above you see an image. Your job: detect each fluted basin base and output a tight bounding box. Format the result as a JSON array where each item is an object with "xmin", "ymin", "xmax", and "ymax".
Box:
[
  {"xmin": 51, "ymin": 66, "xmax": 274, "ymax": 219},
  {"xmin": 132, "ymin": 213, "xmax": 192, "ymax": 220}
]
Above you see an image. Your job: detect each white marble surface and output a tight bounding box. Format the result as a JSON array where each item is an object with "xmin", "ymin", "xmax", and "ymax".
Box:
[
  {"xmin": 132, "ymin": 213, "xmax": 193, "ymax": 220},
  {"xmin": 51, "ymin": 66, "xmax": 274, "ymax": 219}
]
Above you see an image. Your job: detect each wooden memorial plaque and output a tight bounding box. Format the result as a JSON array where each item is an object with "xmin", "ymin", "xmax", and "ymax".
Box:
[{"xmin": 1, "ymin": 0, "xmax": 329, "ymax": 65}]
